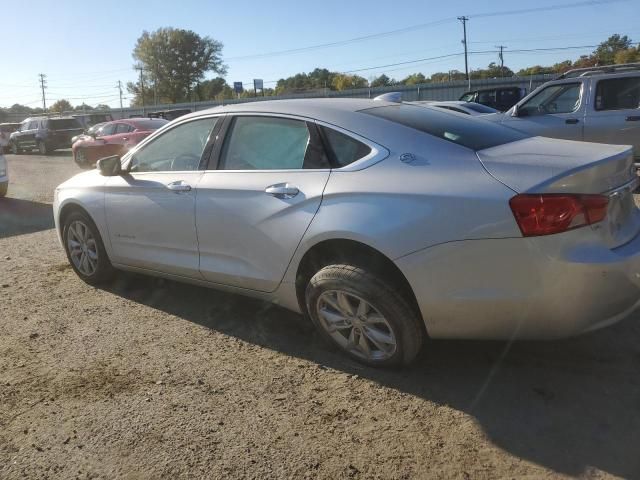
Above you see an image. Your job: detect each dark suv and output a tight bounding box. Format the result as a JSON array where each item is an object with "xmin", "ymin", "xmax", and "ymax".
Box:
[
  {"xmin": 459, "ymin": 87, "xmax": 527, "ymax": 112},
  {"xmin": 10, "ymin": 117, "xmax": 84, "ymax": 155}
]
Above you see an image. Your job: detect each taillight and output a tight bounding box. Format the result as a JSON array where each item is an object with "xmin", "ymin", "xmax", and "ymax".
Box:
[{"xmin": 509, "ymin": 194, "xmax": 608, "ymax": 237}]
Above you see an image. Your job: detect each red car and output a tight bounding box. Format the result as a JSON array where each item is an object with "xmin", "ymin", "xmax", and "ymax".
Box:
[{"xmin": 72, "ymin": 118, "xmax": 168, "ymax": 168}]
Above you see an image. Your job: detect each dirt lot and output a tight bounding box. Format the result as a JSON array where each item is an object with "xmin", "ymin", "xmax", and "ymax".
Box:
[{"xmin": 1, "ymin": 151, "xmax": 639, "ymax": 479}]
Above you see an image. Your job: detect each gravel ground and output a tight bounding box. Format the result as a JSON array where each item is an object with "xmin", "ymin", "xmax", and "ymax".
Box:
[{"xmin": 1, "ymin": 152, "xmax": 640, "ymax": 479}]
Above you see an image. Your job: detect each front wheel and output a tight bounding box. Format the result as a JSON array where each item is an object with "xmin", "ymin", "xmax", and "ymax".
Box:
[
  {"xmin": 74, "ymin": 148, "xmax": 90, "ymax": 168},
  {"xmin": 10, "ymin": 142, "xmax": 21, "ymax": 155},
  {"xmin": 305, "ymin": 264, "xmax": 424, "ymax": 367},
  {"xmin": 62, "ymin": 211, "xmax": 115, "ymax": 284},
  {"xmin": 37, "ymin": 140, "xmax": 49, "ymax": 155}
]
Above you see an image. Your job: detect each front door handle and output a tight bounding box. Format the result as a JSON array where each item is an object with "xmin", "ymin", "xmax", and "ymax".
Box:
[
  {"xmin": 565, "ymin": 118, "xmax": 579, "ymax": 124},
  {"xmin": 626, "ymin": 116, "xmax": 640, "ymax": 122},
  {"xmin": 265, "ymin": 183, "xmax": 299, "ymax": 199},
  {"xmin": 166, "ymin": 180, "xmax": 192, "ymax": 192}
]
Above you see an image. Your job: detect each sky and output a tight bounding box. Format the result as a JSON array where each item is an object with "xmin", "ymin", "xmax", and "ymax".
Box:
[{"xmin": 0, "ymin": 0, "xmax": 638, "ymax": 109}]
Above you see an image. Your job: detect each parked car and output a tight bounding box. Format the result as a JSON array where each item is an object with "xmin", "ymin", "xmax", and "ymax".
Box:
[
  {"xmin": 10, "ymin": 117, "xmax": 84, "ymax": 155},
  {"xmin": 0, "ymin": 152, "xmax": 7, "ymax": 197},
  {"xmin": 148, "ymin": 109, "xmax": 191, "ymax": 121},
  {"xmin": 459, "ymin": 86, "xmax": 527, "ymax": 111},
  {"xmin": 483, "ymin": 64, "xmax": 640, "ymax": 163},
  {"xmin": 54, "ymin": 99, "xmax": 640, "ymax": 367},
  {"xmin": 72, "ymin": 113, "xmax": 114, "ymax": 129},
  {"xmin": 0, "ymin": 123, "xmax": 20, "ymax": 153},
  {"xmin": 70, "ymin": 122, "xmax": 107, "ymax": 146},
  {"xmin": 72, "ymin": 118, "xmax": 168, "ymax": 168},
  {"xmin": 412, "ymin": 101, "xmax": 499, "ymax": 115}
]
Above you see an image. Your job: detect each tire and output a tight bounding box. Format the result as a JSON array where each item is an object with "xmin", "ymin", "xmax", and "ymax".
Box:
[
  {"xmin": 62, "ymin": 211, "xmax": 115, "ymax": 285},
  {"xmin": 10, "ymin": 142, "xmax": 21, "ymax": 155},
  {"xmin": 0, "ymin": 182, "xmax": 7, "ymax": 197},
  {"xmin": 74, "ymin": 148, "xmax": 89, "ymax": 168},
  {"xmin": 305, "ymin": 264, "xmax": 424, "ymax": 367},
  {"xmin": 37, "ymin": 140, "xmax": 49, "ymax": 155}
]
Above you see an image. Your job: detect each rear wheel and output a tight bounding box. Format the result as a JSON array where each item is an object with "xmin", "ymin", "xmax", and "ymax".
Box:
[
  {"xmin": 62, "ymin": 211, "xmax": 115, "ymax": 284},
  {"xmin": 305, "ymin": 264, "xmax": 424, "ymax": 367},
  {"xmin": 0, "ymin": 182, "xmax": 7, "ymax": 197}
]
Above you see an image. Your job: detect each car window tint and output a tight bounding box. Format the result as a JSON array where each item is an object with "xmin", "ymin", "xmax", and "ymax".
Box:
[
  {"xmin": 361, "ymin": 104, "xmax": 529, "ymax": 151},
  {"xmin": 520, "ymin": 83, "xmax": 581, "ymax": 115},
  {"xmin": 319, "ymin": 126, "xmax": 372, "ymax": 167},
  {"xmin": 220, "ymin": 116, "xmax": 311, "ymax": 170},
  {"xmin": 28, "ymin": 121, "xmax": 38, "ymax": 130},
  {"xmin": 595, "ymin": 77, "xmax": 640, "ymax": 111},
  {"xmin": 98, "ymin": 124, "xmax": 116, "ymax": 136},
  {"xmin": 129, "ymin": 117, "xmax": 217, "ymax": 172},
  {"xmin": 115, "ymin": 123, "xmax": 132, "ymax": 134}
]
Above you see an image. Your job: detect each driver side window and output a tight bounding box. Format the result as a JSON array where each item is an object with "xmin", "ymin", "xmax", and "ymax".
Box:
[
  {"xmin": 520, "ymin": 83, "xmax": 581, "ymax": 115},
  {"xmin": 129, "ymin": 117, "xmax": 218, "ymax": 173}
]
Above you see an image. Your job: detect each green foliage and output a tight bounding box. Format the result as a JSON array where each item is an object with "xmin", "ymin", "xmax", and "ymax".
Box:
[
  {"xmin": 128, "ymin": 27, "xmax": 227, "ymax": 105},
  {"xmin": 332, "ymin": 74, "xmax": 368, "ymax": 90},
  {"xmin": 370, "ymin": 74, "xmax": 394, "ymax": 87},
  {"xmin": 49, "ymin": 99, "xmax": 73, "ymax": 113},
  {"xmin": 614, "ymin": 45, "xmax": 640, "ymax": 64},
  {"xmin": 593, "ymin": 34, "xmax": 633, "ymax": 65},
  {"xmin": 400, "ymin": 73, "xmax": 426, "ymax": 85},
  {"xmin": 95, "ymin": 104, "xmax": 111, "ymax": 110}
]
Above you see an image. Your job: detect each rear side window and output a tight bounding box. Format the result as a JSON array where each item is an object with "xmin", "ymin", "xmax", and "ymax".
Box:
[
  {"xmin": 464, "ymin": 103, "xmax": 498, "ymax": 114},
  {"xmin": 115, "ymin": 123, "xmax": 133, "ymax": 134},
  {"xmin": 361, "ymin": 104, "xmax": 528, "ymax": 151},
  {"xmin": 319, "ymin": 126, "xmax": 371, "ymax": 167},
  {"xmin": 49, "ymin": 119, "xmax": 82, "ymax": 129},
  {"xmin": 595, "ymin": 77, "xmax": 640, "ymax": 111},
  {"xmin": 220, "ymin": 116, "xmax": 325, "ymax": 170}
]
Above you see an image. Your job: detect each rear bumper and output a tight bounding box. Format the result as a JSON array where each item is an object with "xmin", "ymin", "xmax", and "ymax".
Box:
[{"xmin": 396, "ymin": 228, "xmax": 640, "ymax": 340}]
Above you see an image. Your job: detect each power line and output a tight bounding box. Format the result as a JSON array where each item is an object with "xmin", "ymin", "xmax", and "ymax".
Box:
[{"xmin": 225, "ymin": 0, "xmax": 626, "ymax": 62}]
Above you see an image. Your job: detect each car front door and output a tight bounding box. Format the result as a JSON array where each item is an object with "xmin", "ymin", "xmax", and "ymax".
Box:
[
  {"xmin": 502, "ymin": 81, "xmax": 585, "ymax": 140},
  {"xmin": 21, "ymin": 120, "xmax": 38, "ymax": 149},
  {"xmin": 195, "ymin": 114, "xmax": 331, "ymax": 292},
  {"xmin": 104, "ymin": 116, "xmax": 220, "ymax": 278},
  {"xmin": 584, "ymin": 75, "xmax": 640, "ymax": 161}
]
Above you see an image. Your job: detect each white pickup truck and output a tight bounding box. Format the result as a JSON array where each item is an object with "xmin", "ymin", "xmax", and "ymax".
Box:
[{"xmin": 485, "ymin": 64, "xmax": 640, "ymax": 164}]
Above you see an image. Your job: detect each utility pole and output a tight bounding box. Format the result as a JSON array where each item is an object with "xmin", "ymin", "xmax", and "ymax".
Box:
[
  {"xmin": 137, "ymin": 66, "xmax": 145, "ymax": 115},
  {"xmin": 38, "ymin": 73, "xmax": 47, "ymax": 112},
  {"xmin": 116, "ymin": 80, "xmax": 124, "ymax": 114},
  {"xmin": 457, "ymin": 16, "xmax": 469, "ymax": 89},
  {"xmin": 496, "ymin": 45, "xmax": 507, "ymax": 77}
]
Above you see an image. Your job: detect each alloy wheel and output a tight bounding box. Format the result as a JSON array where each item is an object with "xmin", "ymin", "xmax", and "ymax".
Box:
[
  {"xmin": 316, "ymin": 290, "xmax": 397, "ymax": 361},
  {"xmin": 67, "ymin": 220, "xmax": 99, "ymax": 276}
]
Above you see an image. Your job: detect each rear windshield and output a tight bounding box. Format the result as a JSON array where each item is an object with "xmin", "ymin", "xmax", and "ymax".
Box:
[
  {"xmin": 48, "ymin": 119, "xmax": 82, "ymax": 130},
  {"xmin": 132, "ymin": 119, "xmax": 169, "ymax": 130},
  {"xmin": 360, "ymin": 104, "xmax": 528, "ymax": 150},
  {"xmin": 463, "ymin": 103, "xmax": 498, "ymax": 114}
]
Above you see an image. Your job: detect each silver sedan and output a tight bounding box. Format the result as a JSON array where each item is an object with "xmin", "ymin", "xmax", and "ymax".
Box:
[{"xmin": 53, "ymin": 99, "xmax": 640, "ymax": 367}]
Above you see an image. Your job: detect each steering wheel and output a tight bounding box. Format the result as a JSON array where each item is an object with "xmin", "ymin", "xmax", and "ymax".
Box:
[{"xmin": 170, "ymin": 153, "xmax": 200, "ymax": 171}]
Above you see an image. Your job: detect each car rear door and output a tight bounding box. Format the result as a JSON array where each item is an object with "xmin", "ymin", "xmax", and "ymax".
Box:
[
  {"xmin": 501, "ymin": 80, "xmax": 585, "ymax": 140},
  {"xmin": 104, "ymin": 116, "xmax": 220, "ymax": 278},
  {"xmin": 583, "ymin": 75, "xmax": 640, "ymax": 162},
  {"xmin": 195, "ymin": 114, "xmax": 331, "ymax": 292}
]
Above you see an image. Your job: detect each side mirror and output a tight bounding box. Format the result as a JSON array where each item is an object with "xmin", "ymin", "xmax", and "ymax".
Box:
[{"xmin": 97, "ymin": 155, "xmax": 122, "ymax": 176}]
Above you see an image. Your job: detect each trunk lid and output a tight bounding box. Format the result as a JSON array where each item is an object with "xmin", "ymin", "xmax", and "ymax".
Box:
[{"xmin": 477, "ymin": 136, "xmax": 639, "ymax": 248}]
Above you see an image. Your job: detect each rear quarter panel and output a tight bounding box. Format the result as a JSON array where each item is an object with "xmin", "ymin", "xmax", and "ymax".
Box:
[{"xmin": 282, "ymin": 127, "xmax": 521, "ymax": 284}]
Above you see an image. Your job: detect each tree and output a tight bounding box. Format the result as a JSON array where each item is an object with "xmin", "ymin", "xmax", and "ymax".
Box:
[
  {"xmin": 49, "ymin": 99, "xmax": 73, "ymax": 113},
  {"xmin": 516, "ymin": 65, "xmax": 555, "ymax": 76},
  {"xmin": 370, "ymin": 74, "xmax": 393, "ymax": 87},
  {"xmin": 197, "ymin": 77, "xmax": 231, "ymax": 100},
  {"xmin": 74, "ymin": 103, "xmax": 92, "ymax": 111},
  {"xmin": 400, "ymin": 73, "xmax": 426, "ymax": 85},
  {"xmin": 594, "ymin": 34, "xmax": 633, "ymax": 65},
  {"xmin": 331, "ymin": 74, "xmax": 367, "ymax": 91},
  {"xmin": 95, "ymin": 104, "xmax": 111, "ymax": 110},
  {"xmin": 430, "ymin": 70, "xmax": 465, "ymax": 82},
  {"xmin": 614, "ymin": 45, "xmax": 640, "ymax": 64},
  {"xmin": 127, "ymin": 27, "xmax": 227, "ymax": 105}
]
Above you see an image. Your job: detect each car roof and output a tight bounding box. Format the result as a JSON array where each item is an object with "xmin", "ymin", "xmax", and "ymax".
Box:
[{"xmin": 183, "ymin": 98, "xmax": 400, "ymax": 123}]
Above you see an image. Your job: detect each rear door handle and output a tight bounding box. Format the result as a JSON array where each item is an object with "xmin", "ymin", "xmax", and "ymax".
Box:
[
  {"xmin": 166, "ymin": 180, "xmax": 192, "ymax": 192},
  {"xmin": 626, "ymin": 116, "xmax": 640, "ymax": 122},
  {"xmin": 265, "ymin": 183, "xmax": 299, "ymax": 199},
  {"xmin": 565, "ymin": 118, "xmax": 579, "ymax": 124}
]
